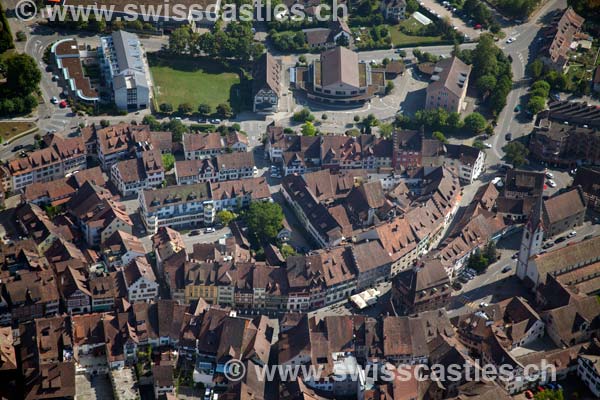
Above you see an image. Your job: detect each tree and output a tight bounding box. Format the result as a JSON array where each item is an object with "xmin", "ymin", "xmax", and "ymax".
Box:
[
  {"xmin": 447, "ymin": 112, "xmax": 463, "ymax": 130},
  {"xmin": 16, "ymin": 31, "xmax": 26, "ymax": 42},
  {"xmin": 531, "ymin": 80, "xmax": 550, "ymax": 95},
  {"xmin": 301, "ymin": 121, "xmax": 317, "ymax": 136},
  {"xmin": 321, "ymin": 114, "xmax": 328, "ymax": 120},
  {"xmin": 467, "ymin": 250, "xmax": 488, "ymax": 273},
  {"xmin": 198, "ymin": 103, "xmax": 212, "ymax": 115},
  {"xmin": 385, "ymin": 81, "xmax": 395, "ymax": 95},
  {"xmin": 161, "ymin": 153, "xmax": 175, "ymax": 171},
  {"xmin": 484, "ymin": 241, "xmax": 497, "ymax": 263},
  {"xmin": 432, "ymin": 131, "xmax": 448, "ymax": 143},
  {"xmin": 5, "ymin": 53, "xmax": 41, "ymax": 95},
  {"xmin": 216, "ymin": 103, "xmax": 233, "ymax": 118},
  {"xmin": 406, "ymin": 0, "xmax": 419, "ymax": 13},
  {"xmin": 143, "ymin": 115, "xmax": 161, "ymax": 130},
  {"xmin": 100, "ymin": 119, "xmax": 110, "ymax": 128},
  {"xmin": 379, "ymin": 123, "xmax": 394, "ymax": 139},
  {"xmin": 166, "ymin": 119, "xmax": 189, "ymax": 142},
  {"xmin": 477, "ymin": 75, "xmax": 497, "ymax": 95},
  {"xmin": 503, "ymin": 141, "xmax": 529, "ymax": 167},
  {"xmin": 361, "ymin": 114, "xmax": 379, "ymax": 134},
  {"xmin": 527, "ymin": 96, "xmax": 546, "ymax": 115},
  {"xmin": 216, "ymin": 210, "xmax": 236, "ymax": 226},
  {"xmin": 178, "ymin": 103, "xmax": 193, "ymax": 114},
  {"xmin": 292, "ymin": 108, "xmax": 314, "ymax": 123},
  {"xmin": 472, "ymin": 140, "xmax": 485, "ymax": 150},
  {"xmin": 280, "ymin": 243, "xmax": 296, "ymax": 258},
  {"xmin": 159, "ymin": 103, "xmax": 173, "ymax": 113},
  {"xmin": 529, "ymin": 59, "xmax": 544, "ymax": 79},
  {"xmin": 353, "ymin": 115, "xmax": 361, "ymax": 123},
  {"xmin": 169, "ymin": 26, "xmax": 192, "ymax": 54},
  {"xmin": 464, "ymin": 112, "xmax": 487, "ymax": 134},
  {"xmin": 245, "ymin": 201, "xmax": 284, "ymax": 241},
  {"xmin": 298, "ymin": 55, "xmax": 307, "ymax": 64}
]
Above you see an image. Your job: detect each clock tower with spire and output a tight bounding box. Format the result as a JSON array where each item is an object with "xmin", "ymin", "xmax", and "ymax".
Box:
[{"xmin": 516, "ymin": 196, "xmax": 545, "ymax": 282}]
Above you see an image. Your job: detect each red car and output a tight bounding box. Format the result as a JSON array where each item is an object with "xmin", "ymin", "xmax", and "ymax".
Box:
[
  {"xmin": 474, "ymin": 23, "xmax": 482, "ymax": 29},
  {"xmin": 59, "ymin": 100, "xmax": 67, "ymax": 108},
  {"xmin": 524, "ymin": 390, "xmax": 534, "ymax": 399},
  {"xmin": 537, "ymin": 386, "xmax": 545, "ymax": 392}
]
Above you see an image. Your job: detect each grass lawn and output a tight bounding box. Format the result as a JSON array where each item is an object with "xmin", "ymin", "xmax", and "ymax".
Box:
[
  {"xmin": 149, "ymin": 55, "xmax": 242, "ymax": 111},
  {"xmin": 388, "ymin": 22, "xmax": 444, "ymax": 47},
  {"xmin": 0, "ymin": 121, "xmax": 37, "ymax": 143}
]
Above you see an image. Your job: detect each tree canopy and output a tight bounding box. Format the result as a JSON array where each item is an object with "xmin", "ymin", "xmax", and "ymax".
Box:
[
  {"xmin": 503, "ymin": 141, "xmax": 529, "ymax": 167},
  {"xmin": 245, "ymin": 202, "xmax": 284, "ymax": 242}
]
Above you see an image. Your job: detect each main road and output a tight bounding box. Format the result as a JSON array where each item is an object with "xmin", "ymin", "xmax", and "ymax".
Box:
[{"xmin": 489, "ymin": 0, "xmax": 567, "ymax": 165}]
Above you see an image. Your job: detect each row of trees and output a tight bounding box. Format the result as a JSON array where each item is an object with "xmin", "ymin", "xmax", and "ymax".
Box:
[
  {"xmin": 0, "ymin": 53, "xmax": 41, "ymax": 117},
  {"xmin": 158, "ymin": 102, "xmax": 233, "ymax": 118},
  {"xmin": 496, "ymin": 0, "xmax": 540, "ymax": 18},
  {"xmin": 526, "ymin": 80, "xmax": 549, "ymax": 115},
  {"xmin": 0, "ymin": 3, "xmax": 14, "ymax": 53},
  {"xmin": 395, "ymin": 108, "xmax": 490, "ymax": 136},
  {"xmin": 456, "ymin": 34, "xmax": 513, "ymax": 116},
  {"xmin": 169, "ymin": 22, "xmax": 264, "ymax": 65},
  {"xmin": 142, "ymin": 115, "xmax": 189, "ymax": 142}
]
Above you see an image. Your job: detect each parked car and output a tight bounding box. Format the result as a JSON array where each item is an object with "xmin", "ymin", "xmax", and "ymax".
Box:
[
  {"xmin": 51, "ymin": 96, "xmax": 58, "ymax": 104},
  {"xmin": 543, "ymin": 242, "xmax": 554, "ymax": 249},
  {"xmin": 524, "ymin": 390, "xmax": 534, "ymax": 399},
  {"xmin": 514, "ymin": 105, "xmax": 521, "ymax": 112},
  {"xmin": 484, "ymin": 142, "xmax": 492, "ymax": 149},
  {"xmin": 545, "ymin": 171, "xmax": 554, "ymax": 179},
  {"xmin": 204, "ymin": 227, "xmax": 215, "ymax": 233},
  {"xmin": 567, "ymin": 230, "xmax": 577, "ymax": 238},
  {"xmin": 512, "ymin": 253, "xmax": 519, "ymax": 259},
  {"xmin": 505, "ymin": 133, "xmax": 512, "ymax": 141},
  {"xmin": 547, "ymin": 180, "xmax": 557, "ymax": 188},
  {"xmin": 554, "ymin": 236, "xmax": 566, "ymax": 244},
  {"xmin": 452, "ymin": 282, "xmax": 462, "ymax": 290},
  {"xmin": 59, "ymin": 100, "xmax": 67, "ymax": 108},
  {"xmin": 189, "ymin": 230, "xmax": 200, "ymax": 236},
  {"xmin": 12, "ymin": 145, "xmax": 24, "ymax": 152},
  {"xmin": 501, "ymin": 265, "xmax": 512, "ymax": 273},
  {"xmin": 479, "ymin": 302, "xmax": 489, "ymax": 308}
]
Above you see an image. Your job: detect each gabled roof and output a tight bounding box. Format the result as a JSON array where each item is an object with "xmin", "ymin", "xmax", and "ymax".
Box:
[
  {"xmin": 320, "ymin": 46, "xmax": 360, "ymax": 88},
  {"xmin": 427, "ymin": 56, "xmax": 471, "ymax": 98}
]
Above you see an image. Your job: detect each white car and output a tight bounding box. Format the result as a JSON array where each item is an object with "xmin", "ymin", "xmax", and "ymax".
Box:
[
  {"xmin": 51, "ymin": 96, "xmax": 58, "ymax": 104},
  {"xmin": 547, "ymin": 180, "xmax": 557, "ymax": 188},
  {"xmin": 479, "ymin": 302, "xmax": 489, "ymax": 308},
  {"xmin": 545, "ymin": 172, "xmax": 554, "ymax": 179},
  {"xmin": 204, "ymin": 227, "xmax": 215, "ymax": 233},
  {"xmin": 483, "ymin": 142, "xmax": 492, "ymax": 149},
  {"xmin": 567, "ymin": 230, "xmax": 577, "ymax": 238}
]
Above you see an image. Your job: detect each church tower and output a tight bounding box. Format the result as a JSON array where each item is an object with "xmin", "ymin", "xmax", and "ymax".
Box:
[{"xmin": 516, "ymin": 196, "xmax": 544, "ymax": 281}]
